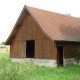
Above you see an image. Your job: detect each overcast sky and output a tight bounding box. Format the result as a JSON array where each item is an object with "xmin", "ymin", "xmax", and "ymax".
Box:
[{"xmin": 0, "ymin": 0, "xmax": 80, "ymax": 43}]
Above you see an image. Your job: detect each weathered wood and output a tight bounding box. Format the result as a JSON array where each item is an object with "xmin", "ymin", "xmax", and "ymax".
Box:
[
  {"xmin": 34, "ymin": 39, "xmax": 57, "ymax": 59},
  {"xmin": 13, "ymin": 15, "xmax": 48, "ymax": 41},
  {"xmin": 10, "ymin": 41, "xmax": 19, "ymax": 58},
  {"xmin": 56, "ymin": 43, "xmax": 79, "ymax": 58},
  {"xmin": 11, "ymin": 14, "xmax": 79, "ymax": 60},
  {"xmin": 11, "ymin": 14, "xmax": 53, "ymax": 58}
]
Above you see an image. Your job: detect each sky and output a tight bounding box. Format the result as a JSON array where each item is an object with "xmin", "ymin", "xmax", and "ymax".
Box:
[{"xmin": 0, "ymin": 0, "xmax": 80, "ymax": 43}]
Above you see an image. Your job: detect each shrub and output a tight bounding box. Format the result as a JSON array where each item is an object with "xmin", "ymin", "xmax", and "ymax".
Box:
[{"xmin": 75, "ymin": 48, "xmax": 80, "ymax": 61}]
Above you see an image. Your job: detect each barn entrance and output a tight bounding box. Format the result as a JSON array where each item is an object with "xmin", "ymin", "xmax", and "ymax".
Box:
[
  {"xmin": 57, "ymin": 46, "xmax": 64, "ymax": 67},
  {"xmin": 26, "ymin": 40, "xmax": 35, "ymax": 58}
]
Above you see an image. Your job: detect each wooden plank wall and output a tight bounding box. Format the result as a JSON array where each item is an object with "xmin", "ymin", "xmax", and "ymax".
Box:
[
  {"xmin": 56, "ymin": 43, "xmax": 79, "ymax": 58},
  {"xmin": 10, "ymin": 41, "xmax": 25, "ymax": 58},
  {"xmin": 64, "ymin": 44, "xmax": 79, "ymax": 58},
  {"xmin": 35, "ymin": 39, "xmax": 57, "ymax": 59},
  {"xmin": 13, "ymin": 15, "xmax": 47, "ymax": 41},
  {"xmin": 10, "ymin": 14, "xmax": 57, "ymax": 59}
]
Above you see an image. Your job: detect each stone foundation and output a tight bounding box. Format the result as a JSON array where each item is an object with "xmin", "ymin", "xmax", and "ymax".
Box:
[
  {"xmin": 64, "ymin": 58, "xmax": 75, "ymax": 66},
  {"xmin": 11, "ymin": 58, "xmax": 26, "ymax": 63},
  {"xmin": 11, "ymin": 58, "xmax": 57, "ymax": 67},
  {"xmin": 11, "ymin": 58, "xmax": 78, "ymax": 67}
]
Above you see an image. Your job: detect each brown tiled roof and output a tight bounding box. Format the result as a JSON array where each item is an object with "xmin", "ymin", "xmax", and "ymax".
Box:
[{"xmin": 5, "ymin": 5, "xmax": 80, "ymax": 44}]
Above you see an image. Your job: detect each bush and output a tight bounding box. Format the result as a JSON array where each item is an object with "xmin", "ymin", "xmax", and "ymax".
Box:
[{"xmin": 75, "ymin": 48, "xmax": 80, "ymax": 61}]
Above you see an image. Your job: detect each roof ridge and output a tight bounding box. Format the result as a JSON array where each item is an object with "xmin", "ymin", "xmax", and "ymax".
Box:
[{"xmin": 25, "ymin": 5, "xmax": 80, "ymax": 20}]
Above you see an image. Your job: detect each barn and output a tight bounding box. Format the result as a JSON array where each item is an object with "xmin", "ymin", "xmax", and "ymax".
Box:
[{"xmin": 5, "ymin": 5, "xmax": 80, "ymax": 67}]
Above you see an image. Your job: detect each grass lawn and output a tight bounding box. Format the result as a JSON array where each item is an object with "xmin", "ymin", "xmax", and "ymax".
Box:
[{"xmin": 0, "ymin": 53, "xmax": 80, "ymax": 80}]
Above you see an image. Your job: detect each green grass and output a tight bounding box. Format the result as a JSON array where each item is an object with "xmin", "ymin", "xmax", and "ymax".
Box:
[{"xmin": 0, "ymin": 53, "xmax": 80, "ymax": 80}]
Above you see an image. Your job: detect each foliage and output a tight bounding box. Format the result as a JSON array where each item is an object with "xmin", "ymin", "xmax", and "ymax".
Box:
[
  {"xmin": 0, "ymin": 46, "xmax": 6, "ymax": 49},
  {"xmin": 75, "ymin": 48, "xmax": 80, "ymax": 60},
  {"xmin": 0, "ymin": 53, "xmax": 80, "ymax": 80},
  {"xmin": 1, "ymin": 42, "xmax": 5, "ymax": 45}
]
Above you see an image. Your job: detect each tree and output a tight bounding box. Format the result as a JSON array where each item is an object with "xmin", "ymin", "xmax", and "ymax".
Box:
[
  {"xmin": 65, "ymin": 12, "xmax": 71, "ymax": 16},
  {"xmin": 1, "ymin": 41, "xmax": 5, "ymax": 44}
]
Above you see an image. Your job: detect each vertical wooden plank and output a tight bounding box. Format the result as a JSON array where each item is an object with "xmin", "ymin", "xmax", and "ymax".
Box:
[
  {"xmin": 14, "ymin": 42, "xmax": 18, "ymax": 58},
  {"xmin": 45, "ymin": 39, "xmax": 49, "ymax": 58},
  {"xmin": 43, "ymin": 39, "xmax": 46, "ymax": 58},
  {"xmin": 43, "ymin": 39, "xmax": 49, "ymax": 59},
  {"xmin": 10, "ymin": 41, "xmax": 14, "ymax": 58},
  {"xmin": 41, "ymin": 39, "xmax": 44, "ymax": 58},
  {"xmin": 29, "ymin": 16, "xmax": 32, "ymax": 39},
  {"xmin": 39, "ymin": 40, "xmax": 43, "ymax": 58},
  {"xmin": 53, "ymin": 42, "xmax": 57, "ymax": 59},
  {"xmin": 10, "ymin": 41, "xmax": 19, "ymax": 58},
  {"xmin": 35, "ymin": 39, "xmax": 44, "ymax": 59},
  {"xmin": 31, "ymin": 17, "xmax": 35, "ymax": 39},
  {"xmin": 21, "ymin": 16, "xmax": 26, "ymax": 40},
  {"xmin": 54, "ymin": 43, "xmax": 57, "ymax": 59},
  {"xmin": 32, "ymin": 20, "xmax": 35, "ymax": 40},
  {"xmin": 34, "ymin": 21, "xmax": 36, "ymax": 39},
  {"xmin": 38, "ymin": 40, "xmax": 40, "ymax": 58},
  {"xmin": 28, "ymin": 16, "xmax": 31, "ymax": 39},
  {"xmin": 38, "ymin": 40, "xmax": 41, "ymax": 58},
  {"xmin": 25, "ymin": 15, "xmax": 29, "ymax": 40},
  {"xmin": 35, "ymin": 40, "xmax": 38, "ymax": 58},
  {"xmin": 48, "ymin": 39, "xmax": 50, "ymax": 58},
  {"xmin": 49, "ymin": 40, "xmax": 53, "ymax": 59},
  {"xmin": 34, "ymin": 24, "xmax": 37, "ymax": 39}
]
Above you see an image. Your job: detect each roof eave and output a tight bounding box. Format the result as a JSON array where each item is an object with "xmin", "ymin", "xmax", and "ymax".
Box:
[{"xmin": 54, "ymin": 40, "xmax": 80, "ymax": 44}]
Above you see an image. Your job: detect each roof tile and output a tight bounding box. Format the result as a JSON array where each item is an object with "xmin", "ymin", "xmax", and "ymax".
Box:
[{"xmin": 26, "ymin": 6, "xmax": 80, "ymax": 41}]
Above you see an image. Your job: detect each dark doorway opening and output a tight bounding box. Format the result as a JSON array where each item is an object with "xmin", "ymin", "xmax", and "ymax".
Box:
[
  {"xmin": 26, "ymin": 40, "xmax": 35, "ymax": 58},
  {"xmin": 57, "ymin": 46, "xmax": 64, "ymax": 67}
]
